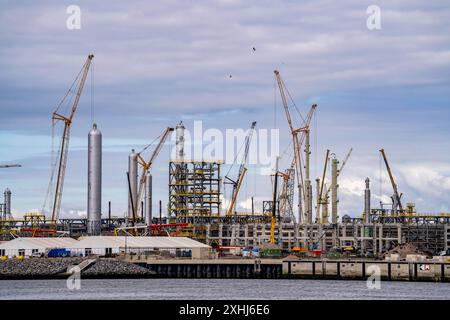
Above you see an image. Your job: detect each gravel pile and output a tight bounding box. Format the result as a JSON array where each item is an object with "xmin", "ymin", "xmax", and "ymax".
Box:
[
  {"xmin": 82, "ymin": 259, "xmax": 153, "ymax": 276},
  {"xmin": 383, "ymin": 243, "xmax": 433, "ymax": 259},
  {"xmin": 0, "ymin": 257, "xmax": 84, "ymax": 277},
  {"xmin": 0, "ymin": 257, "xmax": 154, "ymax": 278}
]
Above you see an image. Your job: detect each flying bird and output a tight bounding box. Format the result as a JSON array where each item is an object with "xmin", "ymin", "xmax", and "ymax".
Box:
[{"xmin": 252, "ymin": 47, "xmax": 256, "ymax": 51}]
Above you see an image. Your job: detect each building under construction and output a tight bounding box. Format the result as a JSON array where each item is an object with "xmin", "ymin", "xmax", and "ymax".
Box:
[{"xmin": 1, "ymin": 57, "xmax": 449, "ymax": 258}]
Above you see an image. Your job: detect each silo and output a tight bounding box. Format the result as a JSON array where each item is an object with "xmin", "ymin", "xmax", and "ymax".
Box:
[
  {"xmin": 128, "ymin": 149, "xmax": 138, "ymax": 219},
  {"xmin": 145, "ymin": 171, "xmax": 152, "ymax": 225},
  {"xmin": 3, "ymin": 188, "xmax": 11, "ymax": 219},
  {"xmin": 176, "ymin": 121, "xmax": 185, "ymax": 161},
  {"xmin": 87, "ymin": 123, "xmax": 102, "ymax": 235}
]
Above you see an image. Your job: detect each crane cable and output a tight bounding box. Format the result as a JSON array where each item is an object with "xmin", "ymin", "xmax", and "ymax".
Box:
[
  {"xmin": 379, "ymin": 152, "xmax": 383, "ymax": 204},
  {"xmin": 53, "ymin": 64, "xmax": 84, "ymax": 116},
  {"xmin": 42, "ymin": 59, "xmax": 91, "ymax": 215}
]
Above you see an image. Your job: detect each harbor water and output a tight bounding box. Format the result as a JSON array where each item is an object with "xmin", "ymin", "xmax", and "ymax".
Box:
[{"xmin": 0, "ymin": 279, "xmax": 449, "ymax": 300}]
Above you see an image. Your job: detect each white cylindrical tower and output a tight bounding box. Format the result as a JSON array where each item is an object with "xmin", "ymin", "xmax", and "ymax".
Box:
[
  {"xmin": 87, "ymin": 123, "xmax": 102, "ymax": 235},
  {"xmin": 175, "ymin": 121, "xmax": 185, "ymax": 161},
  {"xmin": 4, "ymin": 188, "xmax": 11, "ymax": 219},
  {"xmin": 145, "ymin": 172, "xmax": 152, "ymax": 225},
  {"xmin": 128, "ymin": 149, "xmax": 138, "ymax": 219}
]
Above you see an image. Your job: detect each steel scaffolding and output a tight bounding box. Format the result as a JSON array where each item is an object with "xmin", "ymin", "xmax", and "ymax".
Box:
[{"xmin": 169, "ymin": 161, "xmax": 221, "ymax": 220}]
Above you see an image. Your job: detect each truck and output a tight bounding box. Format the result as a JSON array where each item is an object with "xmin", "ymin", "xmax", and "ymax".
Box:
[{"xmin": 47, "ymin": 248, "xmax": 71, "ymax": 258}]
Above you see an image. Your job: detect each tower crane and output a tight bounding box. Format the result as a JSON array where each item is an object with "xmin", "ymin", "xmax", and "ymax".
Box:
[
  {"xmin": 225, "ymin": 121, "xmax": 257, "ymax": 216},
  {"xmin": 50, "ymin": 54, "xmax": 94, "ymax": 222},
  {"xmin": 135, "ymin": 127, "xmax": 174, "ymax": 220},
  {"xmin": 379, "ymin": 148, "xmax": 403, "ymax": 212}
]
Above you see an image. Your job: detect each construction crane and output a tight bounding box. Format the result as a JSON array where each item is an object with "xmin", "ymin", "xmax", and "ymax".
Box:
[
  {"xmin": 50, "ymin": 54, "xmax": 94, "ymax": 222},
  {"xmin": 316, "ymin": 149, "xmax": 330, "ymax": 223},
  {"xmin": 0, "ymin": 164, "xmax": 21, "ymax": 169},
  {"xmin": 324, "ymin": 148, "xmax": 353, "ymax": 198},
  {"xmin": 270, "ymin": 157, "xmax": 280, "ymax": 244},
  {"xmin": 135, "ymin": 127, "xmax": 174, "ymax": 219},
  {"xmin": 379, "ymin": 148, "xmax": 403, "ymax": 212},
  {"xmin": 225, "ymin": 121, "xmax": 257, "ymax": 216},
  {"xmin": 274, "ymin": 70, "xmax": 316, "ymax": 219}
]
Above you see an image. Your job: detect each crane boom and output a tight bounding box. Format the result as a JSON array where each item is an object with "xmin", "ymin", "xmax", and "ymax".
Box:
[
  {"xmin": 379, "ymin": 148, "xmax": 403, "ymax": 211},
  {"xmin": 317, "ymin": 149, "xmax": 330, "ymax": 219},
  {"xmin": 274, "ymin": 70, "xmax": 303, "ymax": 193},
  {"xmin": 225, "ymin": 121, "xmax": 256, "ymax": 216},
  {"xmin": 135, "ymin": 127, "xmax": 174, "ymax": 217},
  {"xmin": 274, "ymin": 70, "xmax": 317, "ymax": 218},
  {"xmin": 51, "ymin": 54, "xmax": 94, "ymax": 222},
  {"xmin": 276, "ymin": 105, "xmax": 316, "ymax": 224},
  {"xmin": 324, "ymin": 147, "xmax": 353, "ymax": 197}
]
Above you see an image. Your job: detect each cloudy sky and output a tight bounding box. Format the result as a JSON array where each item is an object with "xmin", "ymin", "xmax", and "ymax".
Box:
[{"xmin": 1, "ymin": 0, "xmax": 449, "ymax": 220}]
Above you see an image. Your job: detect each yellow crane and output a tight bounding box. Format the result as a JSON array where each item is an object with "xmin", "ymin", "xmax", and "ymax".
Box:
[
  {"xmin": 50, "ymin": 54, "xmax": 94, "ymax": 222},
  {"xmin": 225, "ymin": 121, "xmax": 256, "ymax": 216},
  {"xmin": 135, "ymin": 127, "xmax": 174, "ymax": 220},
  {"xmin": 379, "ymin": 148, "xmax": 403, "ymax": 212},
  {"xmin": 270, "ymin": 157, "xmax": 280, "ymax": 244}
]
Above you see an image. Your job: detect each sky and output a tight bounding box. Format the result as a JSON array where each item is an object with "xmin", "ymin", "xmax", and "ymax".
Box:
[{"xmin": 0, "ymin": 0, "xmax": 449, "ymax": 220}]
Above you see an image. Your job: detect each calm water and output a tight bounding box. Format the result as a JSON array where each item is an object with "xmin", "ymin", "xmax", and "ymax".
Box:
[{"xmin": 0, "ymin": 279, "xmax": 449, "ymax": 300}]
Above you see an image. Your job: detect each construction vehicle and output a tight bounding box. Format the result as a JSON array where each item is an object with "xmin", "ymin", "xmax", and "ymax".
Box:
[
  {"xmin": 379, "ymin": 148, "xmax": 403, "ymax": 213},
  {"xmin": 135, "ymin": 127, "xmax": 174, "ymax": 221},
  {"xmin": 225, "ymin": 121, "xmax": 256, "ymax": 216},
  {"xmin": 48, "ymin": 54, "xmax": 94, "ymax": 222}
]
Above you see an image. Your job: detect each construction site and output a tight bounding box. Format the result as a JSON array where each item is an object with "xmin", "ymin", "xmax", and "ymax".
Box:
[{"xmin": 1, "ymin": 54, "xmax": 450, "ymax": 262}]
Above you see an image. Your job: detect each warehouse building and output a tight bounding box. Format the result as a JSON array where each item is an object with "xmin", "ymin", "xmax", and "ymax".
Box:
[
  {"xmin": 0, "ymin": 237, "xmax": 78, "ymax": 258},
  {"xmin": 0, "ymin": 236, "xmax": 211, "ymax": 259},
  {"xmin": 66, "ymin": 236, "xmax": 211, "ymax": 259}
]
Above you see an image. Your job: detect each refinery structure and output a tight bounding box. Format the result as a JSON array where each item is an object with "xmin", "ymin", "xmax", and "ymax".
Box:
[{"xmin": 1, "ymin": 54, "xmax": 450, "ymax": 259}]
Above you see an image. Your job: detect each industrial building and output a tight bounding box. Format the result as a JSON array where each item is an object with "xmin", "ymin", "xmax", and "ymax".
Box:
[
  {"xmin": 68, "ymin": 236, "xmax": 211, "ymax": 259},
  {"xmin": 0, "ymin": 237, "xmax": 78, "ymax": 258},
  {"xmin": 0, "ymin": 236, "xmax": 211, "ymax": 259}
]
